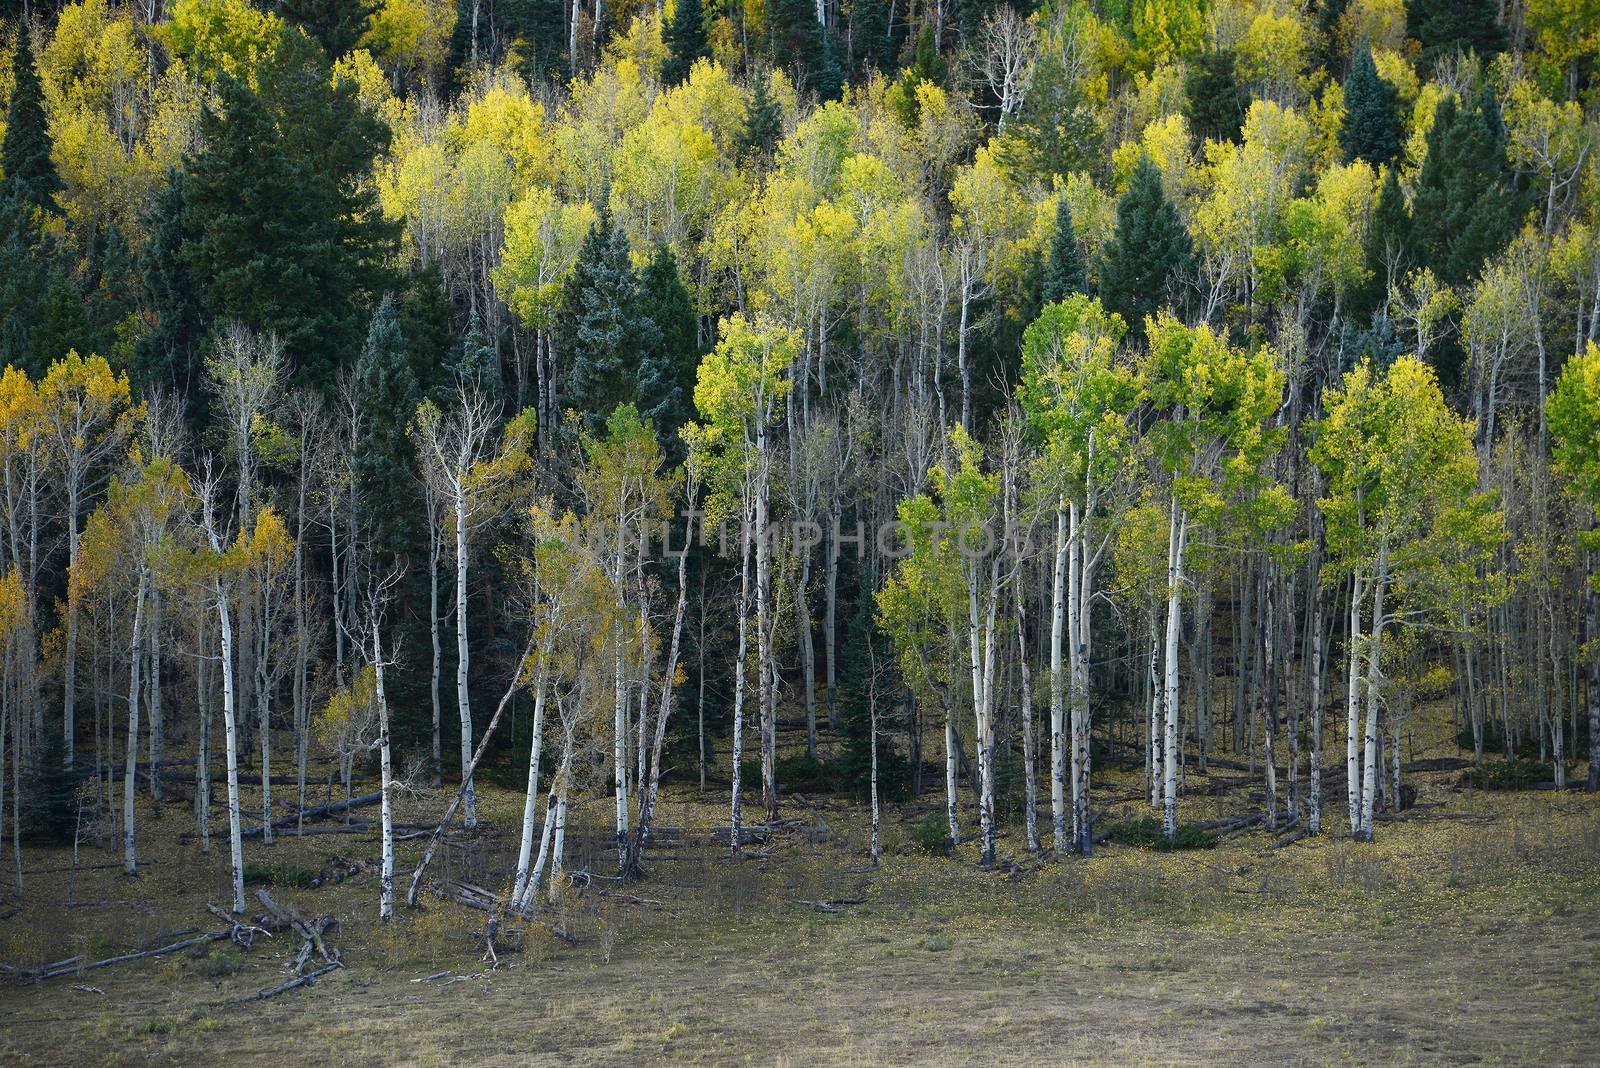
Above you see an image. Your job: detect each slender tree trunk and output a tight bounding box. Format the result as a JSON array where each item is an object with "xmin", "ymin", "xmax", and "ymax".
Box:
[
  {"xmin": 455, "ymin": 493, "xmax": 475, "ymax": 828},
  {"xmin": 429, "ymin": 513, "xmax": 443, "ymax": 786},
  {"xmin": 215, "ymin": 581, "xmax": 246, "ymax": 915},
  {"xmin": 147, "ymin": 589, "xmax": 163, "ymax": 801},
  {"xmin": 730, "ymin": 534, "xmax": 751, "ymax": 855},
  {"xmin": 1359, "ymin": 549, "xmax": 1389, "ymax": 841},
  {"xmin": 373, "ymin": 619, "xmax": 395, "ymax": 922},
  {"xmin": 511, "ymin": 675, "xmax": 547, "ymax": 906},
  {"xmin": 1049, "ymin": 501, "xmax": 1068, "ymax": 851},
  {"xmin": 1161, "ymin": 497, "xmax": 1186, "ymax": 840},
  {"xmin": 1346, "ymin": 571, "xmax": 1364, "ymax": 832},
  {"xmin": 123, "ymin": 572, "xmax": 147, "ymax": 876}
]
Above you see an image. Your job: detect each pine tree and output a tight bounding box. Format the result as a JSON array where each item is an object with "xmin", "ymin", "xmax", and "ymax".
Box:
[
  {"xmin": 133, "ymin": 171, "xmax": 207, "ymax": 413},
  {"xmin": 1040, "ymin": 197, "xmax": 1089, "ymax": 304},
  {"xmin": 1002, "ymin": 22, "xmax": 1100, "ymax": 180},
  {"xmin": 399, "ymin": 262, "xmax": 455, "ymax": 400},
  {"xmin": 1409, "ymin": 89, "xmax": 1521, "ymax": 286},
  {"xmin": 280, "ymin": 0, "xmax": 379, "ymax": 59},
  {"xmin": 1097, "ymin": 156, "xmax": 1195, "ymax": 336},
  {"xmin": 448, "ymin": 309, "xmax": 502, "ymax": 402},
  {"xmin": 354, "ymin": 294, "xmax": 422, "ymax": 564},
  {"xmin": 1183, "ymin": 49, "xmax": 1248, "ymax": 144},
  {"xmin": 767, "ymin": 0, "xmax": 842, "ymax": 100},
  {"xmin": 740, "ymin": 70, "xmax": 784, "ymax": 161},
  {"xmin": 1, "ymin": 22, "xmax": 63, "ymax": 216},
  {"xmin": 1354, "ymin": 165, "xmax": 1413, "ymax": 320},
  {"xmin": 30, "ymin": 272, "xmax": 93, "ymax": 378},
  {"xmin": 1406, "ymin": 0, "xmax": 1505, "ymax": 68},
  {"xmin": 636, "ymin": 245, "xmax": 699, "ymax": 446},
  {"xmin": 1340, "ymin": 39, "xmax": 1402, "ymax": 165},
  {"xmin": 662, "ymin": 0, "xmax": 710, "ymax": 86},
  {"xmin": 560, "ymin": 215, "xmax": 659, "ymax": 432},
  {"xmin": 184, "ymin": 29, "xmax": 398, "ymax": 396}
]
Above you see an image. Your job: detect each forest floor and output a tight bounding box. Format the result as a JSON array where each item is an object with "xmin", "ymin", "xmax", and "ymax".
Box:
[{"xmin": 1, "ymin": 720, "xmax": 1598, "ymax": 1066}]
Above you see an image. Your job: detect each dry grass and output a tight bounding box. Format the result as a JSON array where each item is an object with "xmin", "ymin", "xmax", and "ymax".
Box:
[{"xmin": 1, "ymin": 728, "xmax": 1598, "ymax": 1066}]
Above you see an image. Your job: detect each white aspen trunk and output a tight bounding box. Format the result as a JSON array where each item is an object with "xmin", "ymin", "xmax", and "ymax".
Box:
[
  {"xmin": 215, "ymin": 580, "xmax": 246, "ymax": 915},
  {"xmin": 122, "ymin": 571, "xmax": 147, "ymax": 876},
  {"xmin": 511, "ymin": 676, "xmax": 547, "ymax": 905},
  {"xmin": 945, "ymin": 716, "xmax": 960, "ymax": 846},
  {"xmin": 1071, "ymin": 525, "xmax": 1095, "ymax": 855},
  {"xmin": 1048, "ymin": 501, "xmax": 1068, "ymax": 851},
  {"xmin": 455, "ymin": 492, "xmax": 476, "ymax": 828},
  {"xmin": 756, "ymin": 437, "xmax": 777, "ymax": 822},
  {"xmin": 1262, "ymin": 573, "xmax": 1278, "ymax": 832},
  {"xmin": 1160, "ymin": 497, "xmax": 1186, "ymax": 840},
  {"xmin": 519, "ymin": 777, "xmax": 559, "ymax": 913},
  {"xmin": 612, "ymin": 511, "xmax": 630, "ymax": 856},
  {"xmin": 729, "ymin": 534, "xmax": 751, "ymax": 854},
  {"xmin": 373, "ymin": 619, "xmax": 394, "ymax": 922},
  {"xmin": 824, "ymin": 522, "xmax": 840, "ymax": 731},
  {"xmin": 1359, "ymin": 548, "xmax": 1388, "ymax": 841},
  {"xmin": 1345, "ymin": 571, "xmax": 1364, "ymax": 833},
  {"xmin": 148, "ymin": 589, "xmax": 163, "ymax": 801},
  {"xmin": 1308, "ymin": 578, "xmax": 1325, "ymax": 836},
  {"xmin": 1066, "ymin": 501, "xmax": 1082, "ymax": 846},
  {"xmin": 548, "ymin": 771, "xmax": 570, "ymax": 906},
  {"xmin": 429, "ymin": 513, "xmax": 443, "ymax": 786}
]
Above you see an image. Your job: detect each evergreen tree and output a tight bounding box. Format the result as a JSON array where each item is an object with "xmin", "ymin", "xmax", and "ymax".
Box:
[
  {"xmin": 501, "ymin": 0, "xmax": 568, "ymax": 84},
  {"xmin": 1, "ymin": 22, "xmax": 63, "ymax": 216},
  {"xmin": 398, "ymin": 262, "xmax": 455, "ymax": 399},
  {"xmin": 662, "ymin": 0, "xmax": 710, "ymax": 86},
  {"xmin": 636, "ymin": 245, "xmax": 699, "ymax": 446},
  {"xmin": 31, "ymin": 271, "xmax": 93, "ymax": 375},
  {"xmin": 280, "ymin": 0, "xmax": 378, "ymax": 58},
  {"xmin": 1002, "ymin": 23, "xmax": 1100, "ymax": 180},
  {"xmin": 86, "ymin": 224, "xmax": 139, "ymax": 363},
  {"xmin": 1040, "ymin": 197, "xmax": 1089, "ymax": 304},
  {"xmin": 134, "ymin": 171, "xmax": 207, "ymax": 410},
  {"xmin": 1183, "ymin": 49, "xmax": 1248, "ymax": 144},
  {"xmin": 1340, "ymin": 39, "xmax": 1402, "ymax": 165},
  {"xmin": 1409, "ymin": 90, "xmax": 1521, "ymax": 286},
  {"xmin": 848, "ymin": 0, "xmax": 895, "ymax": 77},
  {"xmin": 740, "ymin": 70, "xmax": 784, "ymax": 161},
  {"xmin": 1406, "ymin": 0, "xmax": 1505, "ymax": 67},
  {"xmin": 767, "ymin": 0, "xmax": 842, "ymax": 100},
  {"xmin": 448, "ymin": 309, "xmax": 503, "ymax": 402},
  {"xmin": 560, "ymin": 215, "xmax": 659, "ymax": 432},
  {"xmin": 354, "ymin": 294, "xmax": 422, "ymax": 564},
  {"xmin": 1354, "ymin": 165, "xmax": 1413, "ymax": 320},
  {"xmin": 1097, "ymin": 156, "xmax": 1195, "ymax": 336},
  {"xmin": 184, "ymin": 29, "xmax": 398, "ymax": 396}
]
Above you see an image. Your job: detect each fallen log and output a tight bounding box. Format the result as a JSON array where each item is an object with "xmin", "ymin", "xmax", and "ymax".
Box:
[
  {"xmin": 19, "ymin": 931, "xmax": 231, "ymax": 982},
  {"xmin": 233, "ymin": 961, "xmax": 342, "ymax": 1004},
  {"xmin": 255, "ymin": 890, "xmax": 340, "ymax": 973},
  {"xmin": 238, "ymin": 793, "xmax": 382, "ymax": 839}
]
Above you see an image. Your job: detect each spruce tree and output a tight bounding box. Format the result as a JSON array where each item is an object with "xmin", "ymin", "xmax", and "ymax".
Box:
[
  {"xmin": 134, "ymin": 172, "xmax": 207, "ymax": 412},
  {"xmin": 1409, "ymin": 90, "xmax": 1521, "ymax": 286},
  {"xmin": 1, "ymin": 22, "xmax": 63, "ymax": 216},
  {"xmin": 740, "ymin": 70, "xmax": 784, "ymax": 161},
  {"xmin": 1097, "ymin": 156, "xmax": 1195, "ymax": 335},
  {"xmin": 1183, "ymin": 49, "xmax": 1248, "ymax": 144},
  {"xmin": 767, "ymin": 0, "xmax": 842, "ymax": 100},
  {"xmin": 184, "ymin": 29, "xmax": 398, "ymax": 396},
  {"xmin": 399, "ymin": 262, "xmax": 455, "ymax": 399},
  {"xmin": 353, "ymin": 294, "xmax": 421, "ymax": 564},
  {"xmin": 1406, "ymin": 0, "xmax": 1505, "ymax": 68},
  {"xmin": 560, "ymin": 215, "xmax": 659, "ymax": 432},
  {"xmin": 662, "ymin": 0, "xmax": 710, "ymax": 86},
  {"xmin": 448, "ymin": 309, "xmax": 502, "ymax": 402},
  {"xmin": 636, "ymin": 245, "xmax": 699, "ymax": 446},
  {"xmin": 1354, "ymin": 165, "xmax": 1412, "ymax": 320},
  {"xmin": 280, "ymin": 0, "xmax": 378, "ymax": 59},
  {"xmin": 1339, "ymin": 39, "xmax": 1402, "ymax": 165},
  {"xmin": 1040, "ymin": 197, "xmax": 1088, "ymax": 304}
]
